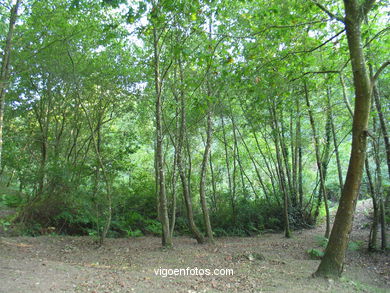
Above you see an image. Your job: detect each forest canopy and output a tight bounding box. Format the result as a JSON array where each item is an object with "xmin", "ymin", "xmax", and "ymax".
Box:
[{"xmin": 0, "ymin": 0, "xmax": 389, "ymax": 279}]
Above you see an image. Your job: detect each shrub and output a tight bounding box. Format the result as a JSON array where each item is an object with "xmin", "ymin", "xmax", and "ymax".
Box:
[
  {"xmin": 314, "ymin": 235, "xmax": 329, "ymax": 248},
  {"xmin": 144, "ymin": 219, "xmax": 162, "ymax": 236},
  {"xmin": 348, "ymin": 240, "xmax": 363, "ymax": 251},
  {"xmin": 307, "ymin": 248, "xmax": 324, "ymax": 259},
  {"xmin": 127, "ymin": 229, "xmax": 143, "ymax": 237}
]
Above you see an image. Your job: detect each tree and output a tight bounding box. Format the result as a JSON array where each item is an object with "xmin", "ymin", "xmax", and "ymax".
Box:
[
  {"xmin": 151, "ymin": 0, "xmax": 172, "ymax": 247},
  {"xmin": 314, "ymin": 0, "xmax": 377, "ymax": 278}
]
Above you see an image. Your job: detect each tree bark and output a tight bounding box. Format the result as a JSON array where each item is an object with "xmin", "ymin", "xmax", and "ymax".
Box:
[{"xmin": 315, "ymin": 0, "xmax": 374, "ymax": 278}]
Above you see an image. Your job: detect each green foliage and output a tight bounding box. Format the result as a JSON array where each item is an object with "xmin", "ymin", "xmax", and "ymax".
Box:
[
  {"xmin": 0, "ymin": 219, "xmax": 11, "ymax": 232},
  {"xmin": 213, "ymin": 227, "xmax": 229, "ymax": 237},
  {"xmin": 0, "ymin": 186, "xmax": 24, "ymax": 208},
  {"xmin": 144, "ymin": 219, "xmax": 162, "ymax": 236},
  {"xmin": 314, "ymin": 235, "xmax": 329, "ymax": 248},
  {"xmin": 207, "ymin": 196, "xmax": 309, "ymax": 237},
  {"xmin": 127, "ymin": 229, "xmax": 143, "ymax": 237},
  {"xmin": 307, "ymin": 248, "xmax": 325, "ymax": 260},
  {"xmin": 0, "ymin": 0, "xmax": 388, "ymax": 251},
  {"xmin": 348, "ymin": 240, "xmax": 364, "ymax": 251}
]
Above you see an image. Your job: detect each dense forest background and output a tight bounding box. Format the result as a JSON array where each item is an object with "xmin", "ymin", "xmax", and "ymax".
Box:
[{"xmin": 0, "ymin": 0, "xmax": 389, "ymax": 258}]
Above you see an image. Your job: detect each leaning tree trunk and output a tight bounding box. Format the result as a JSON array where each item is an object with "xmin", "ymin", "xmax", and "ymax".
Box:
[
  {"xmin": 0, "ymin": 0, "xmax": 21, "ymax": 172},
  {"xmin": 314, "ymin": 0, "xmax": 374, "ymax": 278}
]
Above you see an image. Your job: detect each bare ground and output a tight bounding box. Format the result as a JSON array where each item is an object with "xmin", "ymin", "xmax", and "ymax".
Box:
[{"xmin": 0, "ymin": 200, "xmax": 389, "ymax": 293}]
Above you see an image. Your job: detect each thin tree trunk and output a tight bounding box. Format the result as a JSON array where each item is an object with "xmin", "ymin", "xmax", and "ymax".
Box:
[
  {"xmin": 79, "ymin": 103, "xmax": 112, "ymax": 246},
  {"xmin": 327, "ymin": 88, "xmax": 344, "ymax": 193},
  {"xmin": 199, "ymin": 107, "xmax": 214, "ymax": 244},
  {"xmin": 236, "ymin": 126, "xmax": 265, "ymax": 201},
  {"xmin": 221, "ymin": 116, "xmax": 235, "ymax": 224},
  {"xmin": 152, "ymin": 21, "xmax": 171, "ymax": 247},
  {"xmin": 379, "ymin": 195, "xmax": 386, "ymax": 250},
  {"xmin": 304, "ymin": 82, "xmax": 330, "ymax": 238},
  {"xmin": 252, "ymin": 126, "xmax": 278, "ymax": 200},
  {"xmin": 175, "ymin": 57, "xmax": 204, "ymax": 244},
  {"xmin": 270, "ymin": 102, "xmax": 290, "ymax": 238},
  {"xmin": 279, "ymin": 111, "xmax": 294, "ymax": 204},
  {"xmin": 209, "ymin": 150, "xmax": 218, "ymax": 212},
  {"xmin": 291, "ymin": 109, "xmax": 298, "ymax": 208},
  {"xmin": 230, "ymin": 111, "xmax": 247, "ymax": 195},
  {"xmin": 0, "ymin": 0, "xmax": 21, "ymax": 171},
  {"xmin": 296, "ymin": 97, "xmax": 304, "ymax": 209},
  {"xmin": 372, "ymin": 120, "xmax": 387, "ymax": 251},
  {"xmin": 370, "ymin": 66, "xmax": 390, "ymax": 181},
  {"xmin": 340, "ymin": 73, "xmax": 354, "ymax": 117},
  {"xmin": 365, "ymin": 157, "xmax": 378, "ymax": 251},
  {"xmin": 169, "ymin": 132, "xmax": 178, "ymax": 238}
]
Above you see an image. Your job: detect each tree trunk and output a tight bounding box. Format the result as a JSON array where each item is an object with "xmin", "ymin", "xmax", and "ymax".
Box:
[
  {"xmin": 327, "ymin": 88, "xmax": 344, "ymax": 194},
  {"xmin": 365, "ymin": 158, "xmax": 378, "ymax": 251},
  {"xmin": 314, "ymin": 0, "xmax": 374, "ymax": 277},
  {"xmin": 175, "ymin": 57, "xmax": 204, "ymax": 244},
  {"xmin": 296, "ymin": 98, "xmax": 304, "ymax": 209},
  {"xmin": 0, "ymin": 0, "xmax": 21, "ymax": 172},
  {"xmin": 221, "ymin": 116, "xmax": 236, "ymax": 224},
  {"xmin": 340, "ymin": 73, "xmax": 354, "ymax": 117},
  {"xmin": 236, "ymin": 126, "xmax": 265, "ymax": 201},
  {"xmin": 169, "ymin": 131, "xmax": 178, "ymax": 238},
  {"xmin": 209, "ymin": 150, "xmax": 218, "ymax": 212},
  {"xmin": 371, "ymin": 117, "xmax": 387, "ymax": 251},
  {"xmin": 270, "ymin": 103, "xmax": 290, "ymax": 238},
  {"xmin": 199, "ymin": 108, "xmax": 214, "ymax": 244},
  {"xmin": 153, "ymin": 22, "xmax": 172, "ymax": 247},
  {"xmin": 279, "ymin": 111, "xmax": 294, "ymax": 204},
  {"xmin": 304, "ymin": 82, "xmax": 330, "ymax": 238},
  {"xmin": 370, "ymin": 67, "xmax": 390, "ymax": 181}
]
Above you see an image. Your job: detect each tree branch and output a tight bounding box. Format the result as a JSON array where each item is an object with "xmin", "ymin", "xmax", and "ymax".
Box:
[
  {"xmin": 290, "ymin": 70, "xmax": 340, "ymax": 82},
  {"xmin": 207, "ymin": 19, "xmax": 332, "ymax": 40},
  {"xmin": 310, "ymin": 0, "xmax": 344, "ymax": 23},
  {"xmin": 361, "ymin": 0, "xmax": 376, "ymax": 18},
  {"xmin": 277, "ymin": 29, "xmax": 345, "ymax": 62},
  {"xmin": 372, "ymin": 60, "xmax": 389, "ymax": 83}
]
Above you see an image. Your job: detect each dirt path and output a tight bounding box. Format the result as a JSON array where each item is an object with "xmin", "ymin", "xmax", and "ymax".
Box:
[{"xmin": 0, "ymin": 200, "xmax": 389, "ymax": 292}]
